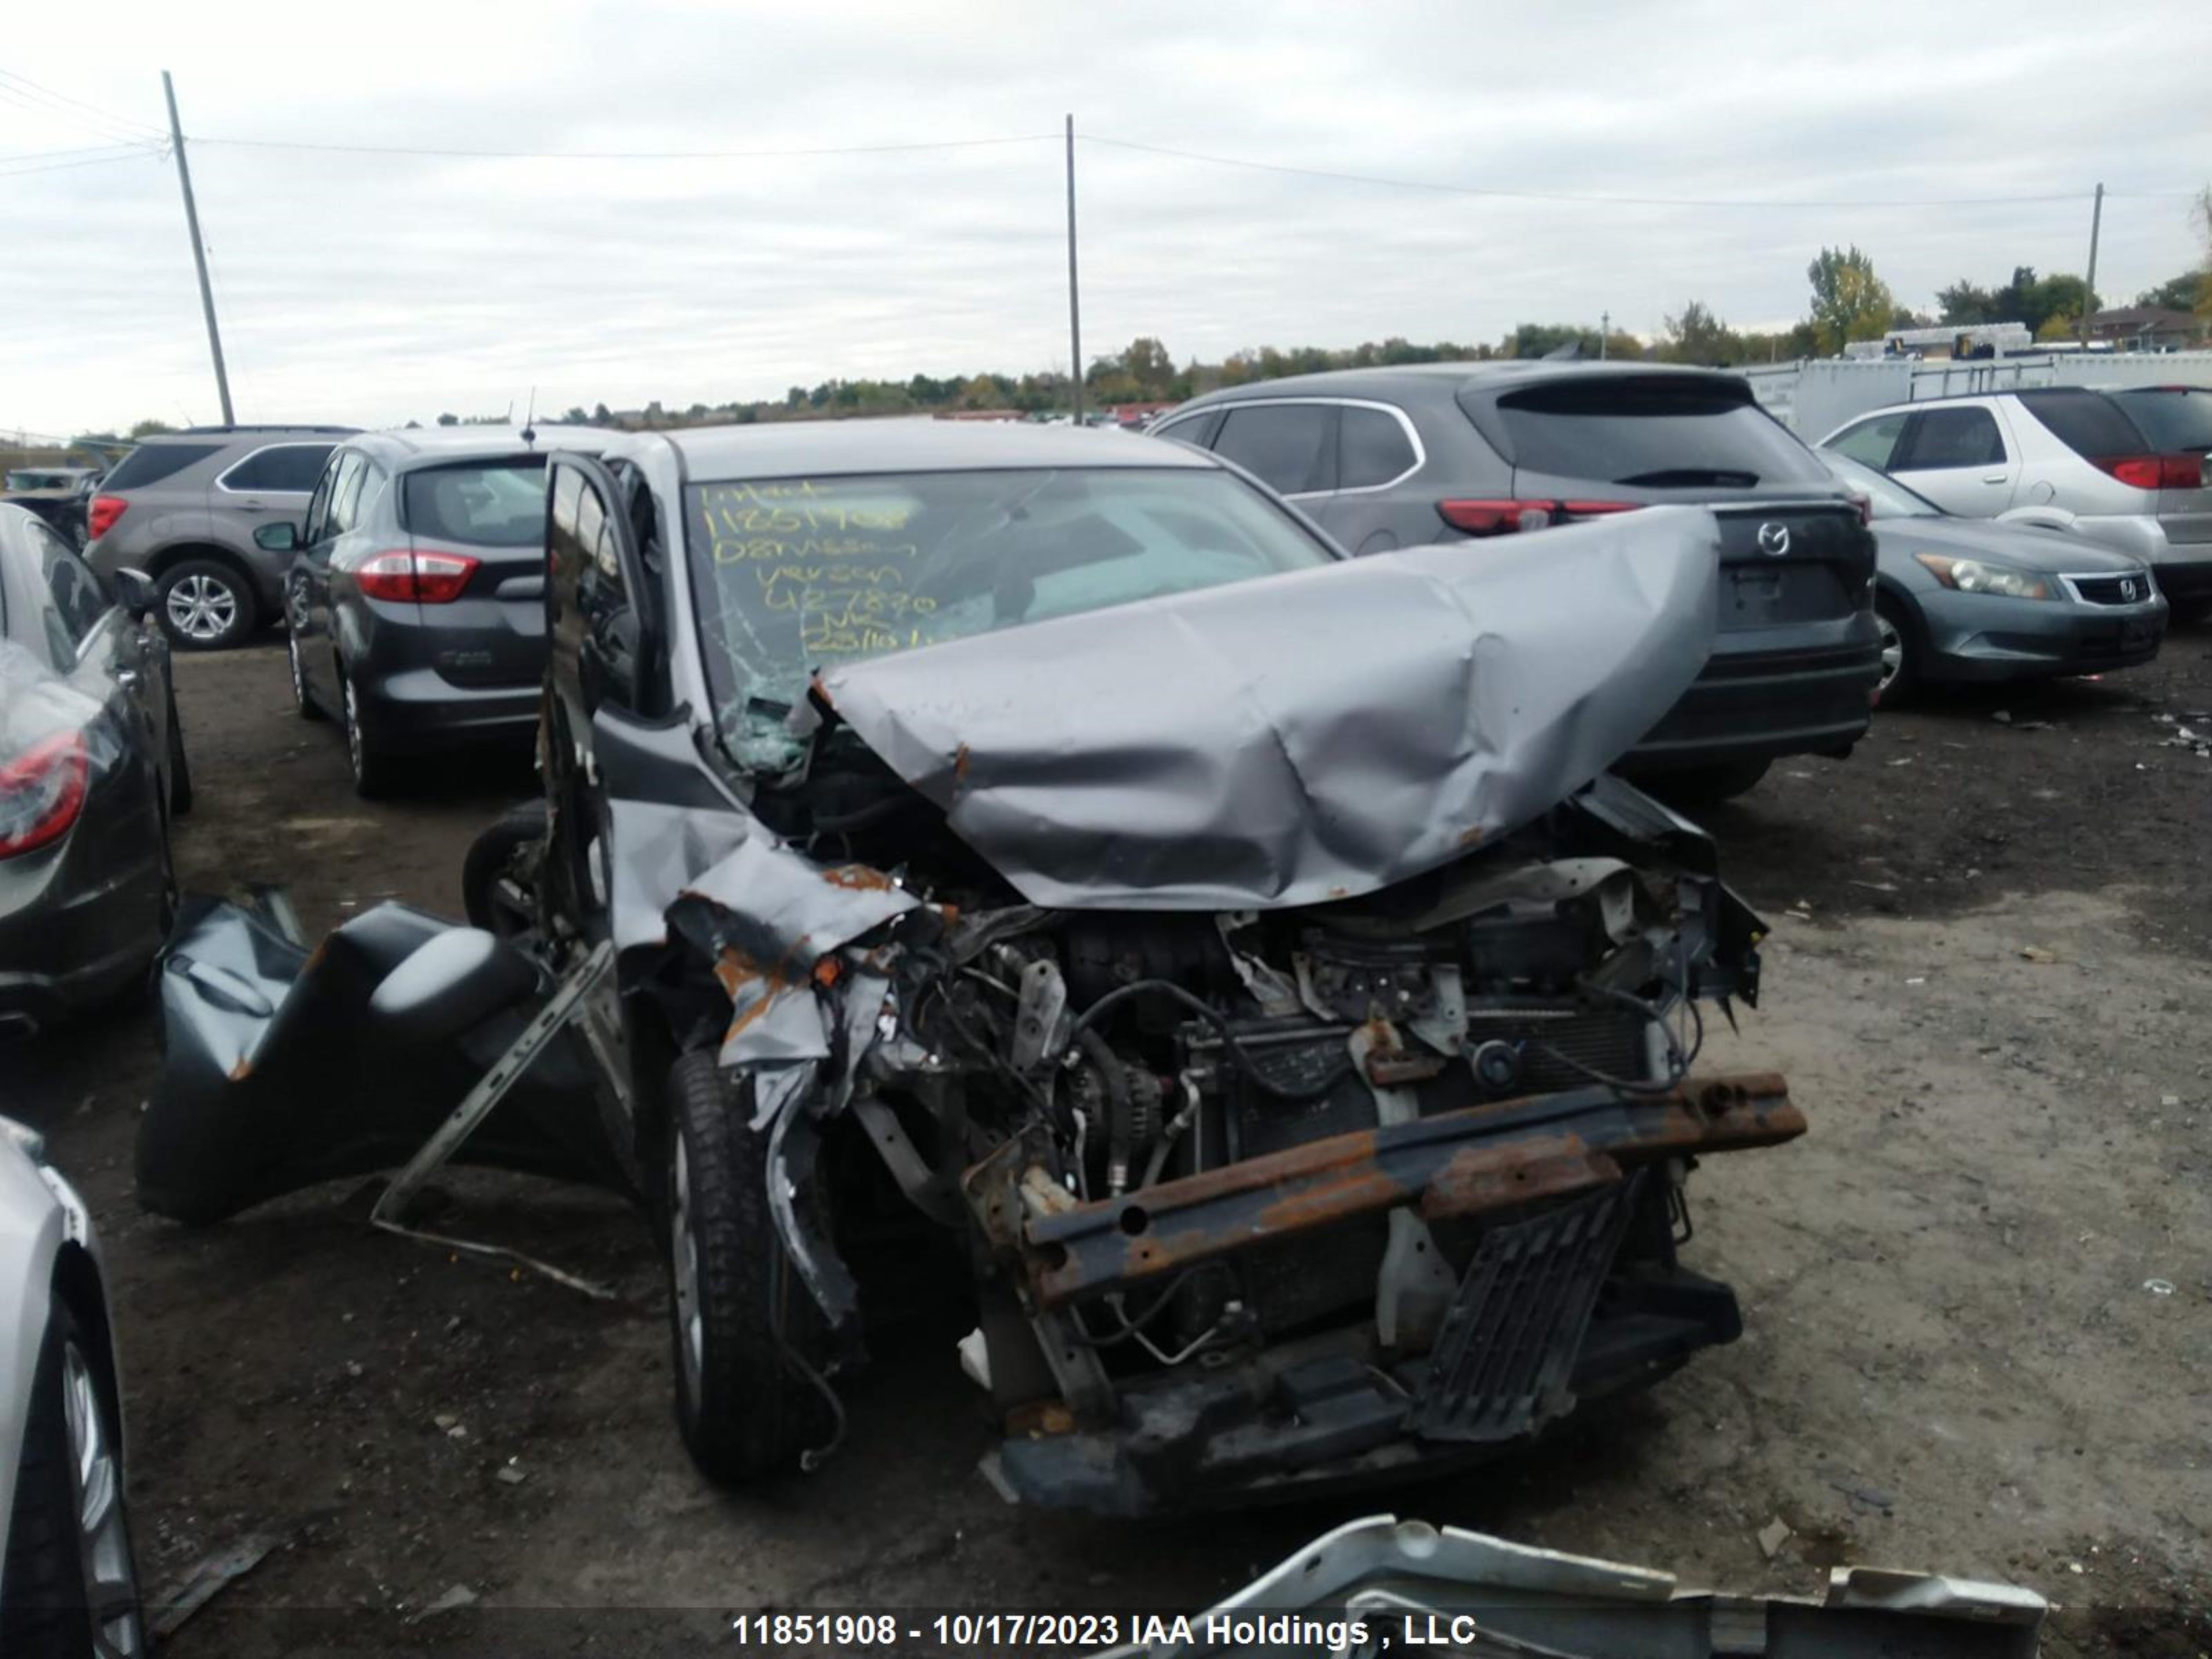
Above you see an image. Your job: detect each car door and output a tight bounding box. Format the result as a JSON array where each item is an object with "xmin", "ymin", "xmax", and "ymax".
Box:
[
  {"xmin": 296, "ymin": 450, "xmax": 362, "ymax": 704},
  {"xmin": 209, "ymin": 441, "xmax": 336, "ymax": 567},
  {"xmin": 1889, "ymin": 404, "xmax": 2016, "ymax": 516},
  {"xmin": 1316, "ymin": 401, "xmax": 1424, "ymax": 554}
]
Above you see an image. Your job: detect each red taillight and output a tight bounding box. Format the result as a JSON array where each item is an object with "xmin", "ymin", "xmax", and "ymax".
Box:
[
  {"xmin": 2094, "ymin": 454, "xmax": 2200, "ymax": 490},
  {"xmin": 355, "ymin": 548, "xmax": 480, "ymax": 603},
  {"xmin": 1436, "ymin": 498, "xmax": 1640, "ymax": 536},
  {"xmin": 1849, "ymin": 494, "xmax": 1873, "ymax": 527},
  {"xmin": 87, "ymin": 495, "xmax": 126, "ymax": 541},
  {"xmin": 0, "ymin": 732, "xmax": 90, "ymax": 859}
]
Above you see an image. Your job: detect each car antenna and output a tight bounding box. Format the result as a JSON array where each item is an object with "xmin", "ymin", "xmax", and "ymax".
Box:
[{"xmin": 521, "ymin": 385, "xmax": 537, "ymax": 449}]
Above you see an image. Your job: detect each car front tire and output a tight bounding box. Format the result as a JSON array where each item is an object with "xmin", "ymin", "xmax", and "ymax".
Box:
[
  {"xmin": 1875, "ymin": 594, "xmax": 1918, "ymax": 702},
  {"xmin": 154, "ymin": 559, "xmax": 256, "ymax": 651},
  {"xmin": 0, "ymin": 1306, "xmax": 147, "ymax": 1659},
  {"xmin": 664, "ymin": 1051, "xmax": 834, "ymax": 1484}
]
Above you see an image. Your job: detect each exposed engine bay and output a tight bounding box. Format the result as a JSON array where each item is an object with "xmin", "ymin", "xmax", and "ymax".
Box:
[{"xmin": 617, "ymin": 711, "xmax": 1802, "ymax": 1513}]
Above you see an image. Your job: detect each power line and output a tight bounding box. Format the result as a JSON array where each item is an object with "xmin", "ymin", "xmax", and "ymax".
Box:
[
  {"xmin": 0, "ymin": 141, "xmax": 158, "ymax": 163},
  {"xmin": 191, "ymin": 131, "xmax": 1060, "ymax": 160},
  {"xmin": 1078, "ymin": 133, "xmax": 2198, "ymax": 209},
  {"xmin": 0, "ymin": 68, "xmax": 165, "ymax": 146},
  {"xmin": 0, "ymin": 148, "xmax": 160, "ymax": 180}
]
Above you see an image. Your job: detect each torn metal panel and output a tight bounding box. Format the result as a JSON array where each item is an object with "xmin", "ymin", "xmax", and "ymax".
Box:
[
  {"xmin": 138, "ymin": 897, "xmax": 620, "ymax": 1225},
  {"xmin": 1099, "ymin": 1513, "xmax": 2045, "ymax": 1658},
  {"xmin": 993, "ymin": 1073, "xmax": 1801, "ymax": 1309},
  {"xmin": 818, "ymin": 507, "xmax": 1721, "ymax": 910}
]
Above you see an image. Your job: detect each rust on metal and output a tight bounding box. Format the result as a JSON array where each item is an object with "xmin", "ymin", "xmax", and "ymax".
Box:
[
  {"xmin": 1422, "ymin": 1143, "xmax": 1622, "ymax": 1220},
  {"xmin": 713, "ymin": 946, "xmax": 798, "ymax": 1038},
  {"xmin": 1011, "ymin": 1071, "xmax": 1803, "ymax": 1308},
  {"xmin": 821, "ymin": 863, "xmax": 896, "ymax": 892}
]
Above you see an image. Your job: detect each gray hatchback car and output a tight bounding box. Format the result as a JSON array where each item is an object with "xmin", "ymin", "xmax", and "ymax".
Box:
[
  {"xmin": 82, "ymin": 426, "xmax": 354, "ymax": 652},
  {"xmin": 1160, "ymin": 364, "xmax": 1882, "ymax": 800},
  {"xmin": 261, "ymin": 425, "xmax": 603, "ymax": 796}
]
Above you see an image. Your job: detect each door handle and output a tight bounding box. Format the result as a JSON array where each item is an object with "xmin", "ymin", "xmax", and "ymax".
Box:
[
  {"xmin": 115, "ymin": 667, "xmax": 140, "ymax": 689},
  {"xmin": 1981, "ymin": 473, "xmax": 2009, "ymax": 484}
]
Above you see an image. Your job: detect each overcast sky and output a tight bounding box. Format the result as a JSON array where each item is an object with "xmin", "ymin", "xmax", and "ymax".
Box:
[{"xmin": 3, "ymin": 0, "xmax": 2206, "ymax": 438}]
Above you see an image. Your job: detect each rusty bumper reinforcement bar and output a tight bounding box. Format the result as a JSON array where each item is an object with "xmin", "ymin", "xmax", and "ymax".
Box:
[{"xmin": 1006, "ymin": 1073, "xmax": 1799, "ymax": 1309}]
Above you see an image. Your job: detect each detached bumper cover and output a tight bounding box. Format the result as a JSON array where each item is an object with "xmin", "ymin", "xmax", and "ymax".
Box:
[{"xmin": 1099, "ymin": 1513, "xmax": 2046, "ymax": 1658}]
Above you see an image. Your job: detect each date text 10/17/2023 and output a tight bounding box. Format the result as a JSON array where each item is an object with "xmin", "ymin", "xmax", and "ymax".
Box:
[{"xmin": 731, "ymin": 1611, "xmax": 1490, "ymax": 1650}]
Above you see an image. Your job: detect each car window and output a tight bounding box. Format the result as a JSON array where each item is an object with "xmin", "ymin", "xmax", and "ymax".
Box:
[
  {"xmin": 1490, "ymin": 377, "xmax": 1827, "ymax": 485},
  {"xmin": 1152, "ymin": 411, "xmax": 1219, "ymax": 451},
  {"xmin": 1828, "ymin": 411, "xmax": 1908, "ymax": 469},
  {"xmin": 219, "ymin": 443, "xmax": 335, "ymax": 494},
  {"xmin": 1339, "ymin": 406, "xmax": 1418, "ymax": 489},
  {"xmin": 99, "ymin": 442, "xmax": 225, "ymax": 492},
  {"xmin": 1896, "ymin": 406, "xmax": 2006, "ymax": 471},
  {"xmin": 403, "ymin": 459, "xmax": 547, "ymax": 547},
  {"xmin": 2115, "ymin": 391, "xmax": 2212, "ymax": 453},
  {"xmin": 1212, "ymin": 405, "xmax": 1335, "ymax": 494},
  {"xmin": 684, "ymin": 467, "xmax": 1336, "ymax": 742},
  {"xmin": 2016, "ymin": 389, "xmax": 2148, "ymax": 460},
  {"xmin": 326, "ymin": 454, "xmax": 369, "ymax": 536},
  {"xmin": 32, "ymin": 522, "xmax": 110, "ymax": 652},
  {"xmin": 301, "ymin": 453, "xmax": 339, "ymax": 544}
]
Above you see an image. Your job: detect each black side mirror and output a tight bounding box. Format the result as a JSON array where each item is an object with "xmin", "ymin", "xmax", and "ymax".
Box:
[
  {"xmin": 253, "ymin": 522, "xmax": 300, "ymax": 554},
  {"xmin": 111, "ymin": 567, "xmax": 158, "ymax": 619}
]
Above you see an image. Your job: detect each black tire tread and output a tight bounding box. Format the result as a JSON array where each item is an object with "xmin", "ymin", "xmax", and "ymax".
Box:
[
  {"xmin": 462, "ymin": 800, "xmax": 550, "ymax": 934},
  {"xmin": 666, "ymin": 1051, "xmax": 829, "ymax": 1483}
]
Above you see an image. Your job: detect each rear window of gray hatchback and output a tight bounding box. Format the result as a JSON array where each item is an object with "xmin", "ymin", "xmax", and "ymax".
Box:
[{"xmin": 1488, "ymin": 378, "xmax": 1826, "ymax": 486}]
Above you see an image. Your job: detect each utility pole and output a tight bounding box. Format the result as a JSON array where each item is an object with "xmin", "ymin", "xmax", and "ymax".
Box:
[
  {"xmin": 162, "ymin": 71, "xmax": 233, "ymax": 427},
  {"xmin": 1065, "ymin": 113, "xmax": 1082, "ymax": 423},
  {"xmin": 2078, "ymin": 182, "xmax": 2104, "ymax": 346},
  {"xmin": 1600, "ymin": 311, "xmax": 1610, "ymax": 359}
]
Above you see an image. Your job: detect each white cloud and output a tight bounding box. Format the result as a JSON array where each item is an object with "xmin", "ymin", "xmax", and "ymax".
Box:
[{"xmin": 1, "ymin": 0, "xmax": 2204, "ymax": 435}]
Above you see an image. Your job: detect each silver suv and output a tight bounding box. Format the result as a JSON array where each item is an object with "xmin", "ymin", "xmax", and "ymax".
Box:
[
  {"xmin": 83, "ymin": 425, "xmax": 354, "ymax": 649},
  {"xmin": 1820, "ymin": 388, "xmax": 2212, "ymax": 614}
]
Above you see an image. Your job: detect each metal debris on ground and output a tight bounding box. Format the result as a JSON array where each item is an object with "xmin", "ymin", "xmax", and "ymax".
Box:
[
  {"xmin": 413, "ymin": 1584, "xmax": 480, "ymax": 1620},
  {"xmin": 147, "ymin": 1531, "xmax": 284, "ymax": 1639},
  {"xmin": 2142, "ymin": 1278, "xmax": 2175, "ymax": 1296}
]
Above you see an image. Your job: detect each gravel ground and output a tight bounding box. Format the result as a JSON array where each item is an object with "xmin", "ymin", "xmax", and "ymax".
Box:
[{"xmin": 8, "ymin": 628, "xmax": 2211, "ymax": 1656}]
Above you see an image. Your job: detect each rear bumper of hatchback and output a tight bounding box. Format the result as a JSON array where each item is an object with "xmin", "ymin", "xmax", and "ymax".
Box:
[
  {"xmin": 352, "ymin": 665, "xmax": 539, "ymax": 753},
  {"xmin": 345, "ymin": 597, "xmax": 544, "ymax": 754},
  {"xmin": 1620, "ymin": 629, "xmax": 1882, "ymax": 771}
]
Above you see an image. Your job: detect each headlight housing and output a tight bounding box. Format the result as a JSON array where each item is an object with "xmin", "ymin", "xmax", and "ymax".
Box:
[{"xmin": 1913, "ymin": 553, "xmax": 2050, "ymax": 600}]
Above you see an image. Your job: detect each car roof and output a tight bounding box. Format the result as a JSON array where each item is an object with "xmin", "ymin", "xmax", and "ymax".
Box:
[
  {"xmin": 343, "ymin": 424, "xmax": 608, "ymax": 467},
  {"xmin": 602, "ymin": 418, "xmax": 1217, "ymax": 481},
  {"xmin": 142, "ymin": 424, "xmax": 358, "ymax": 441},
  {"xmin": 1176, "ymin": 359, "xmax": 1748, "ymax": 408}
]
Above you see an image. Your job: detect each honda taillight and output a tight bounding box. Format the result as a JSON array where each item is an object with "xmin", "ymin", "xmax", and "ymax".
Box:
[
  {"xmin": 87, "ymin": 495, "xmax": 126, "ymax": 541},
  {"xmin": 1436, "ymin": 498, "xmax": 1639, "ymax": 536},
  {"xmin": 0, "ymin": 732, "xmax": 90, "ymax": 859},
  {"xmin": 2094, "ymin": 454, "xmax": 2200, "ymax": 490},
  {"xmin": 355, "ymin": 549, "xmax": 480, "ymax": 603}
]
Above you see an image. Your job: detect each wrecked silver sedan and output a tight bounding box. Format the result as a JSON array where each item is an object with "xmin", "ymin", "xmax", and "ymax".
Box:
[{"xmin": 140, "ymin": 422, "xmax": 1803, "ymax": 1514}]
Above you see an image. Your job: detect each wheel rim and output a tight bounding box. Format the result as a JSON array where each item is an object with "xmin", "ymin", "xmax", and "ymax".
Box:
[
  {"xmin": 288, "ymin": 632, "xmax": 306, "ymax": 706},
  {"xmin": 165, "ymin": 574, "xmax": 236, "ymax": 642},
  {"xmin": 671, "ymin": 1134, "xmax": 704, "ymax": 1401},
  {"xmin": 62, "ymin": 1343, "xmax": 144, "ymax": 1658},
  {"xmin": 342, "ymin": 679, "xmax": 365, "ymax": 780},
  {"xmin": 1877, "ymin": 615, "xmax": 1904, "ymax": 693}
]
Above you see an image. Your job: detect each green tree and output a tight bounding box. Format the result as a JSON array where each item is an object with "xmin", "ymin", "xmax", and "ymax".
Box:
[
  {"xmin": 1806, "ymin": 245, "xmax": 1895, "ymax": 354},
  {"xmin": 2135, "ymin": 271, "xmax": 2208, "ymax": 311},
  {"xmin": 591, "ymin": 402, "xmax": 612, "ymax": 424},
  {"xmin": 128, "ymin": 418, "xmax": 174, "ymax": 438},
  {"xmin": 435, "ymin": 412, "xmax": 459, "ymax": 427},
  {"xmin": 1120, "ymin": 337, "xmax": 1175, "ymax": 396},
  {"xmin": 1660, "ymin": 301, "xmax": 1743, "ymax": 364},
  {"xmin": 560, "ymin": 406, "xmax": 589, "ymax": 425}
]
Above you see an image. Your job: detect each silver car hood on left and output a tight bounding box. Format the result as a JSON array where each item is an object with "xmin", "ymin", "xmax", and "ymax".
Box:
[{"xmin": 816, "ymin": 505, "xmax": 1721, "ymax": 911}]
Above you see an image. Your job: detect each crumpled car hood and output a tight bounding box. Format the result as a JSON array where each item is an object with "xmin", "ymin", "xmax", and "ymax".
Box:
[{"xmin": 817, "ymin": 505, "xmax": 1720, "ymax": 911}]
